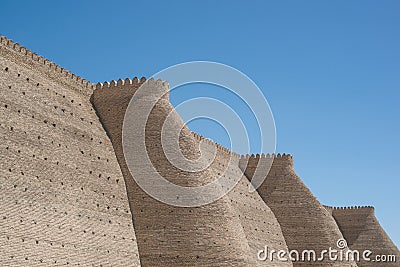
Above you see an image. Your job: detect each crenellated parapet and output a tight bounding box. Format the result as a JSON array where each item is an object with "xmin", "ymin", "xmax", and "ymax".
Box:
[
  {"xmin": 330, "ymin": 205, "xmax": 375, "ymax": 210},
  {"xmin": 93, "ymin": 77, "xmax": 170, "ymax": 102},
  {"xmin": 190, "ymin": 131, "xmax": 240, "ymax": 159},
  {"xmin": 95, "ymin": 77, "xmax": 147, "ymax": 90},
  {"xmin": 238, "ymin": 153, "xmax": 294, "ymax": 176},
  {"xmin": 324, "ymin": 205, "xmax": 375, "ymax": 215},
  {"xmin": 239, "ymin": 153, "xmax": 293, "ymax": 164},
  {"xmin": 0, "ymin": 36, "xmax": 94, "ymax": 95}
]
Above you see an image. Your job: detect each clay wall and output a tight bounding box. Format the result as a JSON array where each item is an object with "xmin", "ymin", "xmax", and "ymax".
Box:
[
  {"xmin": 330, "ymin": 206, "xmax": 399, "ymax": 266},
  {"xmin": 0, "ymin": 38, "xmax": 141, "ymax": 266},
  {"xmin": 239, "ymin": 154, "xmax": 357, "ymax": 266},
  {"xmin": 192, "ymin": 133, "xmax": 292, "ymax": 266},
  {"xmin": 91, "ymin": 80, "xmax": 254, "ymax": 266}
]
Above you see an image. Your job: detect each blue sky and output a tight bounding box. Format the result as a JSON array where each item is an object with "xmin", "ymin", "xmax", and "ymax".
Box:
[{"xmin": 1, "ymin": 1, "xmax": 399, "ymax": 247}]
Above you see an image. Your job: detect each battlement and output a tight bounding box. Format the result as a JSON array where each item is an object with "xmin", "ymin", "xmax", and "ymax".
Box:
[
  {"xmin": 93, "ymin": 77, "xmax": 170, "ymax": 101},
  {"xmin": 240, "ymin": 153, "xmax": 293, "ymax": 160},
  {"xmin": 330, "ymin": 205, "xmax": 375, "ymax": 210},
  {"xmin": 324, "ymin": 205, "xmax": 375, "ymax": 215},
  {"xmin": 239, "ymin": 153, "xmax": 294, "ymax": 172},
  {"xmin": 0, "ymin": 35, "xmax": 94, "ymax": 95},
  {"xmin": 190, "ymin": 132, "xmax": 296, "ymax": 162},
  {"xmin": 95, "ymin": 77, "xmax": 169, "ymax": 90},
  {"xmin": 191, "ymin": 131, "xmax": 240, "ymax": 159}
]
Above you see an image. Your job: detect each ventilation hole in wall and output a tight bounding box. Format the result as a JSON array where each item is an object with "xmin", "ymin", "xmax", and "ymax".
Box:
[
  {"xmin": 8, "ymin": 168, "xmax": 11, "ymax": 172},
  {"xmin": 4, "ymin": 67, "xmax": 8, "ymax": 71},
  {"xmin": 38, "ymin": 136, "xmax": 40, "ymax": 139},
  {"xmin": 44, "ymin": 157, "xmax": 47, "ymax": 160},
  {"xmin": 17, "ymin": 73, "xmax": 20, "ymax": 77},
  {"xmin": 89, "ymin": 171, "xmax": 92, "ymax": 174},
  {"xmin": 61, "ymin": 108, "xmax": 65, "ymax": 113},
  {"xmin": 107, "ymin": 177, "xmax": 110, "ymax": 181},
  {"xmin": 21, "ymin": 171, "xmax": 24, "ymax": 175},
  {"xmin": 116, "ymin": 179, "xmax": 119, "ymax": 184},
  {"xmin": 81, "ymin": 187, "xmax": 83, "ymax": 191},
  {"xmin": 10, "ymin": 126, "xmax": 13, "ymax": 131},
  {"xmin": 82, "ymin": 134, "xmax": 85, "ymax": 138},
  {"xmin": 90, "ymin": 122, "xmax": 93, "ymax": 125},
  {"xmin": 4, "ymin": 104, "xmax": 7, "ymax": 108},
  {"xmin": 26, "ymin": 78, "xmax": 29, "ymax": 82},
  {"xmin": 36, "ymin": 83, "xmax": 40, "ymax": 87},
  {"xmin": 43, "ymin": 120, "xmax": 47, "ymax": 124},
  {"xmin": 71, "ymin": 100, "xmax": 74, "ymax": 103},
  {"xmin": 63, "ymin": 95, "xmax": 65, "ymax": 98},
  {"xmin": 70, "ymin": 112, "xmax": 73, "ymax": 116}
]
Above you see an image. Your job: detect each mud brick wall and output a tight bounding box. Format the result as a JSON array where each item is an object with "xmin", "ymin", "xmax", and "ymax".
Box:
[
  {"xmin": 92, "ymin": 79, "xmax": 258, "ymax": 266},
  {"xmin": 239, "ymin": 154, "xmax": 358, "ymax": 267},
  {"xmin": 330, "ymin": 206, "xmax": 399, "ymax": 267},
  {"xmin": 1, "ymin": 34, "xmax": 399, "ymax": 267},
  {"xmin": 0, "ymin": 37, "xmax": 141, "ymax": 266},
  {"xmin": 192, "ymin": 132, "xmax": 293, "ymax": 266}
]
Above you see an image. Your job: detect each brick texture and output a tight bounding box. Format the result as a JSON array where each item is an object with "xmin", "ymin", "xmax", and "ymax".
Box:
[
  {"xmin": 239, "ymin": 155, "xmax": 358, "ymax": 266},
  {"xmin": 330, "ymin": 206, "xmax": 400, "ymax": 266},
  {"xmin": 0, "ymin": 37, "xmax": 141, "ymax": 266},
  {"xmin": 1, "ymin": 34, "xmax": 398, "ymax": 267}
]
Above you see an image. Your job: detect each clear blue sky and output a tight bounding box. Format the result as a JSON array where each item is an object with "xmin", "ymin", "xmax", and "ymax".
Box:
[{"xmin": 1, "ymin": 1, "xmax": 399, "ymax": 247}]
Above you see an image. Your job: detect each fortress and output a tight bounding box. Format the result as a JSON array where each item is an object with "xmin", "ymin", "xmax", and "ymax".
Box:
[{"xmin": 0, "ymin": 35, "xmax": 398, "ymax": 266}]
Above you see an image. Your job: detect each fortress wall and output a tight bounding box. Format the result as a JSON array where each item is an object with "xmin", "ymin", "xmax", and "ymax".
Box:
[
  {"xmin": 192, "ymin": 132, "xmax": 292, "ymax": 266},
  {"xmin": 330, "ymin": 206, "xmax": 399, "ymax": 266},
  {"xmin": 239, "ymin": 154, "xmax": 358, "ymax": 266},
  {"xmin": 0, "ymin": 36, "xmax": 94, "ymax": 96},
  {"xmin": 91, "ymin": 81, "xmax": 257, "ymax": 266},
  {"xmin": 0, "ymin": 42, "xmax": 141, "ymax": 266}
]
